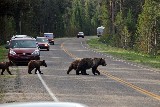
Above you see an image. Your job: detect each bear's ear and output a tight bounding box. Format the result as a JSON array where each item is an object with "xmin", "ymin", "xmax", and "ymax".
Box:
[{"xmin": 100, "ymin": 58, "xmax": 105, "ymax": 61}]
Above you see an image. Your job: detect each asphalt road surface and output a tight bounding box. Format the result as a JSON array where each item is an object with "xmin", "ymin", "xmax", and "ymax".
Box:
[{"xmin": 0, "ymin": 36, "xmax": 160, "ymax": 107}]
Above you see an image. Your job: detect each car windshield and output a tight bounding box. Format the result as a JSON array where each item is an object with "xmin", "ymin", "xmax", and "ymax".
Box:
[
  {"xmin": 79, "ymin": 32, "xmax": 83, "ymax": 34},
  {"xmin": 36, "ymin": 38, "xmax": 48, "ymax": 43},
  {"xmin": 10, "ymin": 40, "xmax": 37, "ymax": 48}
]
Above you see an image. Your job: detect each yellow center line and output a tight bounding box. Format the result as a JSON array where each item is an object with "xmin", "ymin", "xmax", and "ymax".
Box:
[
  {"xmin": 61, "ymin": 42, "xmax": 160, "ymax": 101},
  {"xmin": 61, "ymin": 43, "xmax": 79, "ymax": 59},
  {"xmin": 100, "ymin": 70, "xmax": 160, "ymax": 101}
]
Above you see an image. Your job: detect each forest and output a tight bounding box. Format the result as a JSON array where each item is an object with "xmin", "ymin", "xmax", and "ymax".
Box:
[{"xmin": 0, "ymin": 0, "xmax": 160, "ymax": 55}]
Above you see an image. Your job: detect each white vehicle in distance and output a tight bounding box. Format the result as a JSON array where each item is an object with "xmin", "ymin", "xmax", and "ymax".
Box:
[
  {"xmin": 44, "ymin": 33, "xmax": 54, "ymax": 45},
  {"xmin": 77, "ymin": 32, "xmax": 84, "ymax": 38},
  {"xmin": 97, "ymin": 26, "xmax": 105, "ymax": 37}
]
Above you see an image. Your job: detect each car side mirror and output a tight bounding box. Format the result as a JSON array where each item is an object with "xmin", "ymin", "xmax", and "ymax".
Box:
[
  {"xmin": 5, "ymin": 41, "xmax": 10, "ymax": 49},
  {"xmin": 7, "ymin": 41, "xmax": 9, "ymax": 44},
  {"xmin": 5, "ymin": 45, "xmax": 9, "ymax": 49}
]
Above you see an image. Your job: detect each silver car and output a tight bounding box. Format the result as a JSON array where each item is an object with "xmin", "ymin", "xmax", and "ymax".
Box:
[{"xmin": 0, "ymin": 102, "xmax": 88, "ymax": 107}]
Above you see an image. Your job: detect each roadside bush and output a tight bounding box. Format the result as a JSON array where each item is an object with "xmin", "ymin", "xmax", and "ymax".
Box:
[{"xmin": 0, "ymin": 46, "xmax": 7, "ymax": 61}]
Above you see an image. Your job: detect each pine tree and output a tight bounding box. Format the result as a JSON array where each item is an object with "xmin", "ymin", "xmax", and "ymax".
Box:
[{"xmin": 137, "ymin": 0, "xmax": 160, "ymax": 55}]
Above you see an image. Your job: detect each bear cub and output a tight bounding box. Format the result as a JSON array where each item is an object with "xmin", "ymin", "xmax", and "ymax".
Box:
[
  {"xmin": 67, "ymin": 59, "xmax": 81, "ymax": 74},
  {"xmin": 28, "ymin": 60, "xmax": 47, "ymax": 74},
  {"xmin": 0, "ymin": 61, "xmax": 14, "ymax": 75}
]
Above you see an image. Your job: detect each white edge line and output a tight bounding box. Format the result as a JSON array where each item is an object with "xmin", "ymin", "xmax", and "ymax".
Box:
[{"xmin": 37, "ymin": 73, "xmax": 59, "ymax": 102}]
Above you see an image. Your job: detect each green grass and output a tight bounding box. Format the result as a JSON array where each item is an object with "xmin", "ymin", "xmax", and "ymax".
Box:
[
  {"xmin": 0, "ymin": 46, "xmax": 7, "ymax": 61},
  {"xmin": 87, "ymin": 38, "xmax": 160, "ymax": 69},
  {"xmin": 0, "ymin": 46, "xmax": 8, "ymax": 102}
]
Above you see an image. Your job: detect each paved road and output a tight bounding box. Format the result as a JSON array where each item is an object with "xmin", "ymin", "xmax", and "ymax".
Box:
[{"xmin": 0, "ymin": 36, "xmax": 160, "ymax": 107}]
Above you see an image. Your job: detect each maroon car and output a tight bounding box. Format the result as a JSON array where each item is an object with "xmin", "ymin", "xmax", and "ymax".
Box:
[
  {"xmin": 36, "ymin": 37, "xmax": 50, "ymax": 51},
  {"xmin": 6, "ymin": 37, "xmax": 40, "ymax": 65}
]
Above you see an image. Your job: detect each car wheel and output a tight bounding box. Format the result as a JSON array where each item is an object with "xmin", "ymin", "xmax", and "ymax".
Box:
[{"xmin": 47, "ymin": 48, "xmax": 49, "ymax": 51}]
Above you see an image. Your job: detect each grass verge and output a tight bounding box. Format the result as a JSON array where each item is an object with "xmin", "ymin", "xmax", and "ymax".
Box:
[
  {"xmin": 0, "ymin": 46, "xmax": 8, "ymax": 102},
  {"xmin": 87, "ymin": 38, "xmax": 160, "ymax": 69},
  {"xmin": 0, "ymin": 46, "xmax": 7, "ymax": 61}
]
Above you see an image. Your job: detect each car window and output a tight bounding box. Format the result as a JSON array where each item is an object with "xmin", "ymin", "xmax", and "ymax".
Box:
[
  {"xmin": 79, "ymin": 32, "xmax": 84, "ymax": 34},
  {"xmin": 36, "ymin": 38, "xmax": 48, "ymax": 43},
  {"xmin": 10, "ymin": 40, "xmax": 37, "ymax": 48}
]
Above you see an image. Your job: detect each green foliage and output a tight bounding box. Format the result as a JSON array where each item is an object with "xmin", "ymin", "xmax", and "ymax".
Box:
[
  {"xmin": 70, "ymin": 0, "xmax": 84, "ymax": 35},
  {"xmin": 0, "ymin": 0, "xmax": 160, "ymax": 56},
  {"xmin": 99, "ymin": 0, "xmax": 110, "ymax": 35},
  {"xmin": 0, "ymin": 16, "xmax": 16, "ymax": 43},
  {"xmin": 136, "ymin": 0, "xmax": 160, "ymax": 55},
  {"xmin": 115, "ymin": 11, "xmax": 124, "ymax": 48},
  {"xmin": 0, "ymin": 46, "xmax": 7, "ymax": 61}
]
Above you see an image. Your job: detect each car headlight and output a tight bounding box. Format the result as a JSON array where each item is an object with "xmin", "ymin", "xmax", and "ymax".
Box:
[
  {"xmin": 45, "ymin": 44, "xmax": 48, "ymax": 46},
  {"xmin": 9, "ymin": 49, "xmax": 16, "ymax": 55},
  {"xmin": 32, "ymin": 49, "xmax": 40, "ymax": 55}
]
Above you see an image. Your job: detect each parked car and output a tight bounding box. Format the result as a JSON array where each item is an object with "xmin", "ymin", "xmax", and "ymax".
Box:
[
  {"xmin": 5, "ymin": 37, "xmax": 40, "ymax": 65},
  {"xmin": 36, "ymin": 37, "xmax": 50, "ymax": 51},
  {"xmin": 77, "ymin": 32, "xmax": 84, "ymax": 38}
]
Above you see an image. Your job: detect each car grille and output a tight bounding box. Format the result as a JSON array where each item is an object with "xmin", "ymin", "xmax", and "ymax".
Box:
[{"xmin": 16, "ymin": 53, "xmax": 31, "ymax": 55}]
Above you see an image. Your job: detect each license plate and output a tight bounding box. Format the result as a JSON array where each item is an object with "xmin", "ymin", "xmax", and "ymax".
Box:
[{"xmin": 21, "ymin": 56, "xmax": 29, "ymax": 59}]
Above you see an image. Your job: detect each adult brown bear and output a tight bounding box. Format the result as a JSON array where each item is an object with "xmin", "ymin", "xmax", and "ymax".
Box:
[
  {"xmin": 28, "ymin": 60, "xmax": 47, "ymax": 74},
  {"xmin": 76, "ymin": 58, "xmax": 106, "ymax": 75},
  {"xmin": 0, "ymin": 61, "xmax": 14, "ymax": 75}
]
